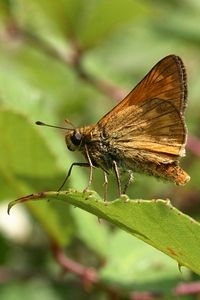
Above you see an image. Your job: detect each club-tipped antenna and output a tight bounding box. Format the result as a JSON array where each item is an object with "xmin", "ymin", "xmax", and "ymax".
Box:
[{"xmin": 35, "ymin": 121, "xmax": 71, "ymax": 131}]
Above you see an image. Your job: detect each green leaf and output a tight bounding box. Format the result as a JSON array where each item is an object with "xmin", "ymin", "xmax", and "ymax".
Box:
[
  {"xmin": 72, "ymin": 0, "xmax": 148, "ymax": 48},
  {"xmin": 0, "ymin": 109, "xmax": 58, "ymax": 178},
  {"xmin": 0, "ymin": 109, "xmax": 74, "ymax": 246},
  {"xmin": 71, "ymin": 206, "xmax": 109, "ymax": 257},
  {"xmin": 100, "ymin": 230, "xmax": 187, "ymax": 288},
  {"xmin": 8, "ymin": 189, "xmax": 200, "ymax": 275}
]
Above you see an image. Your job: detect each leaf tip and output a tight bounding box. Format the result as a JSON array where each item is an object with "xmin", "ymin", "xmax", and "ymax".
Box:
[{"xmin": 7, "ymin": 202, "xmax": 13, "ymax": 215}]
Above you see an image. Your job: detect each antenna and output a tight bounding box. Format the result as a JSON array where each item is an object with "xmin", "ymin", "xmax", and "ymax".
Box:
[{"xmin": 35, "ymin": 121, "xmax": 71, "ymax": 131}]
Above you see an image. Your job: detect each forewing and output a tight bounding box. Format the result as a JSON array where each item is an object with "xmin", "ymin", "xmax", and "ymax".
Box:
[
  {"xmin": 98, "ymin": 55, "xmax": 187, "ymax": 128},
  {"xmin": 108, "ymin": 98, "xmax": 186, "ymax": 164}
]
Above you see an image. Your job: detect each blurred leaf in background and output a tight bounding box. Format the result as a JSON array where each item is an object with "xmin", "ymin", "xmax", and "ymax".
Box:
[{"xmin": 0, "ymin": 0, "xmax": 200, "ymax": 299}]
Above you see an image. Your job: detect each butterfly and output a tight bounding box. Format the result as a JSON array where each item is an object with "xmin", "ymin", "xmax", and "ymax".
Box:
[{"xmin": 36, "ymin": 55, "xmax": 190, "ymax": 197}]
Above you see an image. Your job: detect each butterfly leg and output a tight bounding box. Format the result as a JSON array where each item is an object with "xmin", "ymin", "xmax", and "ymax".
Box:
[
  {"xmin": 84, "ymin": 145, "xmax": 95, "ymax": 192},
  {"xmin": 103, "ymin": 171, "xmax": 108, "ymax": 201},
  {"xmin": 57, "ymin": 162, "xmax": 90, "ymax": 192},
  {"xmin": 123, "ymin": 170, "xmax": 134, "ymax": 194},
  {"xmin": 113, "ymin": 160, "xmax": 122, "ymax": 195}
]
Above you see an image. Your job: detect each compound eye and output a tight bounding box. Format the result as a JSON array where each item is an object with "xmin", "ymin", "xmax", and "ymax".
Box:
[{"xmin": 70, "ymin": 131, "xmax": 82, "ymax": 146}]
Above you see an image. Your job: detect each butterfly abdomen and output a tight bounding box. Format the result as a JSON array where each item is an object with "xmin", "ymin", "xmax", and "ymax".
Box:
[{"xmin": 154, "ymin": 162, "xmax": 190, "ymax": 185}]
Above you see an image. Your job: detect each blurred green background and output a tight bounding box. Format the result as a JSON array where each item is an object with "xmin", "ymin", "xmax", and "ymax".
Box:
[{"xmin": 0, "ymin": 0, "xmax": 200, "ymax": 299}]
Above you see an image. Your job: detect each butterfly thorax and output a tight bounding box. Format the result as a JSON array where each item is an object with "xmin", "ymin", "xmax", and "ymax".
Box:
[{"xmin": 65, "ymin": 125, "xmax": 124, "ymax": 171}]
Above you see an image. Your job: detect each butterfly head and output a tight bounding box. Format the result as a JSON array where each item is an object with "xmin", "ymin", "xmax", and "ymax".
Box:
[
  {"xmin": 35, "ymin": 120, "xmax": 84, "ymax": 152},
  {"xmin": 65, "ymin": 129, "xmax": 83, "ymax": 151}
]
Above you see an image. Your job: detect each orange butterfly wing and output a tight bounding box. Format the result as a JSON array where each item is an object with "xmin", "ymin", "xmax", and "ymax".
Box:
[
  {"xmin": 96, "ymin": 55, "xmax": 187, "ymax": 163},
  {"xmin": 98, "ymin": 55, "xmax": 186, "ymax": 125}
]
